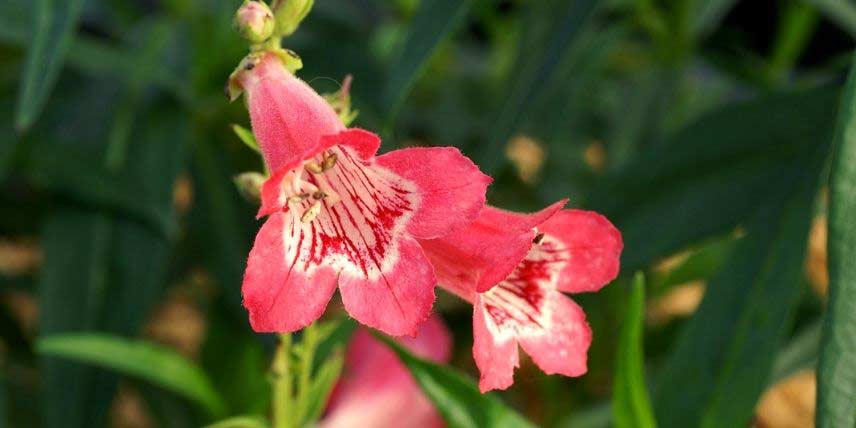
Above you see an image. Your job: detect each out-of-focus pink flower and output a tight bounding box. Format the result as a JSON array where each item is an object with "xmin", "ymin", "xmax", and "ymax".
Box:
[
  {"xmin": 236, "ymin": 53, "xmax": 491, "ymax": 336},
  {"xmin": 420, "ymin": 204, "xmax": 622, "ymax": 392},
  {"xmin": 321, "ymin": 316, "xmax": 451, "ymax": 428}
]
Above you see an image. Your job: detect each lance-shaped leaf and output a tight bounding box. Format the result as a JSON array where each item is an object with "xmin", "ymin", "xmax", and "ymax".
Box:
[
  {"xmin": 15, "ymin": 0, "xmax": 87, "ymax": 130},
  {"xmin": 653, "ymin": 115, "xmax": 830, "ymax": 427},
  {"xmin": 817, "ymin": 52, "xmax": 856, "ymax": 428}
]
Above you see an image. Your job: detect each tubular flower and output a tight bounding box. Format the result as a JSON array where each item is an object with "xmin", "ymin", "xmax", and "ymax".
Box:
[
  {"xmin": 321, "ymin": 316, "xmax": 450, "ymax": 428},
  {"xmin": 236, "ymin": 52, "xmax": 491, "ymax": 336},
  {"xmin": 419, "ymin": 203, "xmax": 622, "ymax": 392}
]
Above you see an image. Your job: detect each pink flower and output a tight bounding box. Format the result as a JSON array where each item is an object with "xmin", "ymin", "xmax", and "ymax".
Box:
[
  {"xmin": 321, "ymin": 316, "xmax": 451, "ymax": 428},
  {"xmin": 420, "ymin": 203, "xmax": 622, "ymax": 392},
  {"xmin": 237, "ymin": 53, "xmax": 491, "ymax": 336}
]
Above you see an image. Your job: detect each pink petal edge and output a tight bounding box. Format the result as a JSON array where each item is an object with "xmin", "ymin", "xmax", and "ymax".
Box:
[
  {"xmin": 376, "ymin": 147, "xmax": 492, "ymax": 240},
  {"xmin": 539, "ymin": 209, "xmax": 623, "ymax": 294}
]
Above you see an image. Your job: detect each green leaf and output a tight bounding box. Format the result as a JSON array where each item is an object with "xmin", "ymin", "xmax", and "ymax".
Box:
[
  {"xmin": 652, "ymin": 116, "xmax": 829, "ymax": 427},
  {"xmin": 231, "ymin": 124, "xmax": 261, "ymax": 154},
  {"xmin": 15, "ymin": 0, "xmax": 87, "ymax": 130},
  {"xmin": 480, "ymin": 0, "xmax": 598, "ymax": 172},
  {"xmin": 38, "ymin": 334, "xmax": 227, "ymax": 418},
  {"xmin": 817, "ymin": 52, "xmax": 856, "ymax": 428},
  {"xmin": 649, "ymin": 236, "xmax": 738, "ymax": 295},
  {"xmin": 300, "ymin": 349, "xmax": 344, "ymax": 426},
  {"xmin": 382, "ymin": 0, "xmax": 473, "ymax": 123},
  {"xmin": 772, "ymin": 321, "xmax": 822, "ymax": 384},
  {"xmin": 613, "ymin": 273, "xmax": 657, "ymax": 428},
  {"xmin": 204, "ymin": 415, "xmax": 268, "ymax": 428},
  {"xmin": 35, "ymin": 81, "xmax": 186, "ymax": 428},
  {"xmin": 374, "ymin": 334, "xmax": 532, "ymax": 428},
  {"xmin": 803, "ymin": 0, "xmax": 856, "ymax": 38},
  {"xmin": 590, "ymin": 87, "xmax": 839, "ymax": 272}
]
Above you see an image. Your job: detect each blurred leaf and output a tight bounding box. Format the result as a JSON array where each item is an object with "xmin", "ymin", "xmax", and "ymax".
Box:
[
  {"xmin": 613, "ymin": 273, "xmax": 657, "ymax": 428},
  {"xmin": 201, "ymin": 308, "xmax": 270, "ymax": 417},
  {"xmin": 231, "ymin": 124, "xmax": 260, "ymax": 154},
  {"xmin": 382, "ymin": 0, "xmax": 473, "ymax": 124},
  {"xmin": 693, "ymin": 0, "xmax": 739, "ymax": 37},
  {"xmin": 36, "ymin": 76, "xmax": 186, "ymax": 428},
  {"xmin": 0, "ymin": 14, "xmax": 187, "ymax": 101},
  {"xmin": 38, "ymin": 334, "xmax": 227, "ymax": 418},
  {"xmin": 803, "ymin": 0, "xmax": 856, "ymax": 38},
  {"xmin": 204, "ymin": 415, "xmax": 268, "ymax": 428},
  {"xmin": 772, "ymin": 321, "xmax": 822, "ymax": 384},
  {"xmin": 189, "ymin": 140, "xmax": 252, "ymax": 320},
  {"xmin": 15, "ymin": 0, "xmax": 87, "ymax": 130},
  {"xmin": 653, "ymin": 120, "xmax": 828, "ymax": 427},
  {"xmin": 301, "ymin": 349, "xmax": 344, "ymax": 426},
  {"xmin": 817, "ymin": 52, "xmax": 856, "ymax": 428},
  {"xmin": 23, "ymin": 143, "xmax": 174, "ymax": 238},
  {"xmin": 480, "ymin": 0, "xmax": 598, "ymax": 173},
  {"xmin": 649, "ymin": 236, "xmax": 737, "ymax": 295},
  {"xmin": 374, "ymin": 334, "xmax": 532, "ymax": 428},
  {"xmin": 591, "ymin": 87, "xmax": 839, "ymax": 272}
]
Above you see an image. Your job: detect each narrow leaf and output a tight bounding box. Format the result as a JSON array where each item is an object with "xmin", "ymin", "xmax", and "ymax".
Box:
[
  {"xmin": 38, "ymin": 334, "xmax": 227, "ymax": 418},
  {"xmin": 817, "ymin": 51, "xmax": 856, "ymax": 428},
  {"xmin": 204, "ymin": 415, "xmax": 268, "ymax": 428},
  {"xmin": 231, "ymin": 124, "xmax": 261, "ymax": 154},
  {"xmin": 375, "ymin": 334, "xmax": 532, "ymax": 428},
  {"xmin": 301, "ymin": 350, "xmax": 345, "ymax": 425},
  {"xmin": 382, "ymin": 0, "xmax": 473, "ymax": 123},
  {"xmin": 591, "ymin": 87, "xmax": 839, "ymax": 272},
  {"xmin": 653, "ymin": 125, "xmax": 828, "ymax": 427},
  {"xmin": 15, "ymin": 0, "xmax": 87, "ymax": 130},
  {"xmin": 480, "ymin": 0, "xmax": 598, "ymax": 172},
  {"xmin": 613, "ymin": 273, "xmax": 657, "ymax": 428}
]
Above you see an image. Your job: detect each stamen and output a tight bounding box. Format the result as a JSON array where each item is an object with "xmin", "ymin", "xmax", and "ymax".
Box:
[
  {"xmin": 301, "ymin": 201, "xmax": 322, "ymax": 223},
  {"xmin": 533, "ymin": 233, "xmax": 545, "ymax": 244},
  {"xmin": 312, "ymin": 191, "xmax": 327, "ymax": 200},
  {"xmin": 287, "ymin": 193, "xmax": 310, "ymax": 204},
  {"xmin": 321, "ymin": 152, "xmax": 338, "ymax": 170},
  {"xmin": 305, "ymin": 162, "xmax": 323, "ymax": 174}
]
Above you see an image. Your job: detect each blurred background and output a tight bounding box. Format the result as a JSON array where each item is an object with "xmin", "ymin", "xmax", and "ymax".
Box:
[{"xmin": 1, "ymin": 0, "xmax": 854, "ymax": 427}]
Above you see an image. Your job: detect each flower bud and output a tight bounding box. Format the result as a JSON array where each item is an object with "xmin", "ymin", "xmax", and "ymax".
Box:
[
  {"xmin": 234, "ymin": 1, "xmax": 275, "ymax": 43},
  {"xmin": 270, "ymin": 0, "xmax": 314, "ymax": 37},
  {"xmin": 234, "ymin": 171, "xmax": 267, "ymax": 203}
]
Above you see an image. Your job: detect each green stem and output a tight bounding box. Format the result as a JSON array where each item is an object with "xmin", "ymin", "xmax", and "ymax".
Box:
[{"xmin": 272, "ymin": 333, "xmax": 293, "ymax": 428}]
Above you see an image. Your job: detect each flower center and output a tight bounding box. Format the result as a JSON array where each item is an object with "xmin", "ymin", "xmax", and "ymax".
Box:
[{"xmin": 282, "ymin": 150, "xmax": 344, "ymax": 222}]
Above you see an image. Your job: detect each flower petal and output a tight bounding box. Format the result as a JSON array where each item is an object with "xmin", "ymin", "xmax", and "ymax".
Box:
[
  {"xmin": 319, "ymin": 128, "xmax": 381, "ymax": 160},
  {"xmin": 338, "ymin": 236, "xmax": 436, "ymax": 336},
  {"xmin": 539, "ymin": 209, "xmax": 622, "ymax": 293},
  {"xmin": 517, "ymin": 293, "xmax": 591, "ymax": 377},
  {"xmin": 241, "ymin": 53, "xmax": 344, "ymax": 171},
  {"xmin": 322, "ymin": 317, "xmax": 450, "ymax": 428},
  {"xmin": 257, "ymin": 167, "xmax": 291, "ymax": 218},
  {"xmin": 242, "ymin": 212, "xmax": 338, "ymax": 332},
  {"xmin": 420, "ymin": 201, "xmax": 566, "ymax": 297},
  {"xmin": 473, "ymin": 298, "xmax": 519, "ymax": 392},
  {"xmin": 376, "ymin": 147, "xmax": 492, "ymax": 240}
]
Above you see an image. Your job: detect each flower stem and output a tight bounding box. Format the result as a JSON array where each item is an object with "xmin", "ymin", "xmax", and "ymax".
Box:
[{"xmin": 272, "ymin": 333, "xmax": 293, "ymax": 428}]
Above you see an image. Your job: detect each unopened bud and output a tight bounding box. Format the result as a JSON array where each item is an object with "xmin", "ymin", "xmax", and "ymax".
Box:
[
  {"xmin": 234, "ymin": 1, "xmax": 275, "ymax": 43},
  {"xmin": 234, "ymin": 171, "xmax": 266, "ymax": 203},
  {"xmin": 270, "ymin": 0, "xmax": 314, "ymax": 37}
]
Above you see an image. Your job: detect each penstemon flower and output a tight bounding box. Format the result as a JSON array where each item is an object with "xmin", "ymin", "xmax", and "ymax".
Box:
[
  {"xmin": 321, "ymin": 316, "xmax": 450, "ymax": 428},
  {"xmin": 420, "ymin": 202, "xmax": 622, "ymax": 391},
  {"xmin": 233, "ymin": 52, "xmax": 491, "ymax": 336}
]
